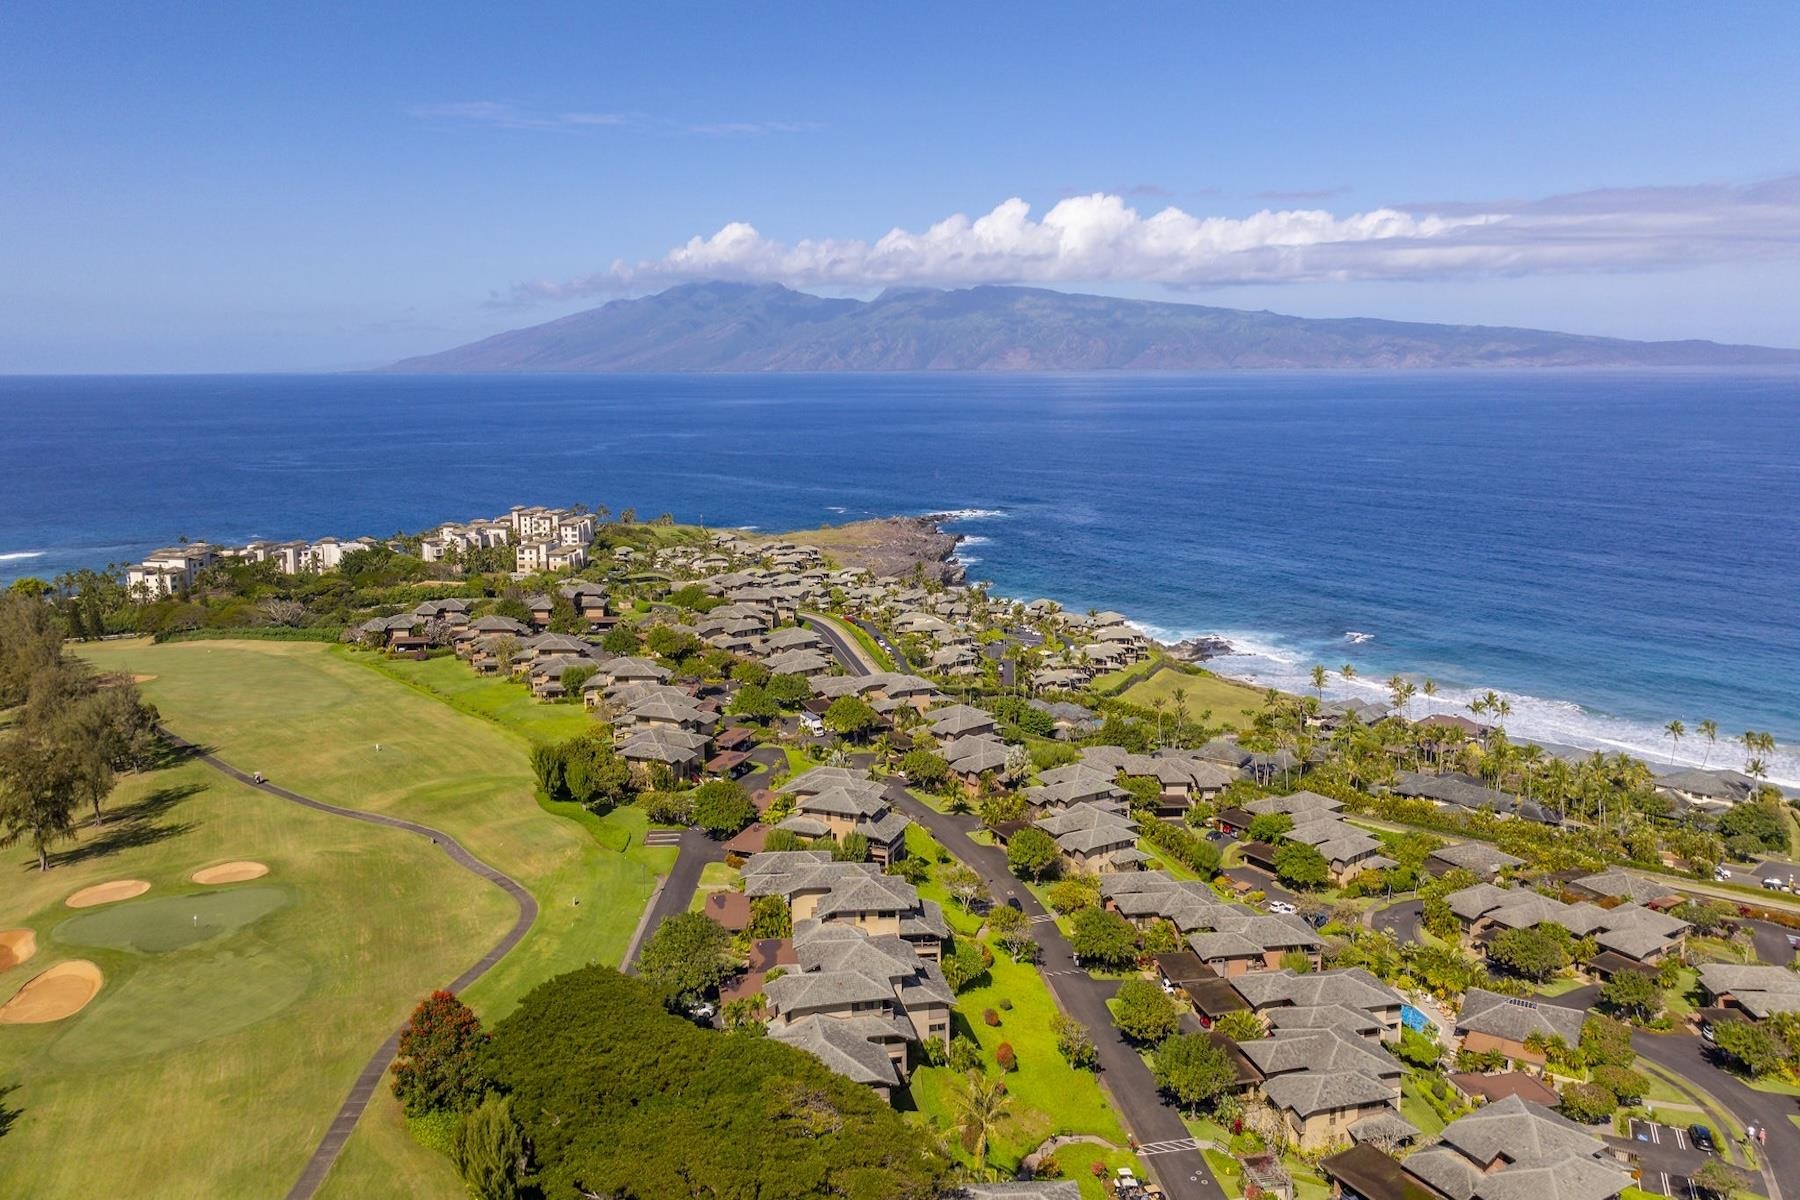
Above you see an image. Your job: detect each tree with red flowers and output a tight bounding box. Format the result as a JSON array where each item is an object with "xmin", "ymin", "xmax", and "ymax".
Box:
[{"xmin": 390, "ymin": 990, "xmax": 489, "ymax": 1116}]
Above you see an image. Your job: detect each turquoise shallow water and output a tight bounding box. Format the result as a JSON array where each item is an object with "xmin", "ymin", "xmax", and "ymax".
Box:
[{"xmin": 3, "ymin": 369, "xmax": 1796, "ymax": 781}]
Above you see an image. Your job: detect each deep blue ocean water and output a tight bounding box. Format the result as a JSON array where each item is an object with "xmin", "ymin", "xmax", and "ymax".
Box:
[{"xmin": 3, "ymin": 370, "xmax": 1797, "ymax": 783}]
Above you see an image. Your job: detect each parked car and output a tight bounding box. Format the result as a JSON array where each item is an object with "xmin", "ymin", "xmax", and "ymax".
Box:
[
  {"xmin": 1005, "ymin": 896, "xmax": 1023, "ymax": 911},
  {"xmin": 1713, "ymin": 865, "xmax": 1731, "ymax": 881},
  {"xmin": 1689, "ymin": 1124, "xmax": 1717, "ymax": 1153},
  {"xmin": 1267, "ymin": 900, "xmax": 1297, "ymax": 915}
]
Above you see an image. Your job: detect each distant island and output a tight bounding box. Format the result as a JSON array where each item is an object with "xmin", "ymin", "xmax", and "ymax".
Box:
[{"xmin": 384, "ymin": 280, "xmax": 1800, "ymax": 373}]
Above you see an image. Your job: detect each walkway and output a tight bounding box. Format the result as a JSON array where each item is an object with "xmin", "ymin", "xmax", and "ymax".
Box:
[{"xmin": 160, "ymin": 728, "xmax": 538, "ymax": 1200}]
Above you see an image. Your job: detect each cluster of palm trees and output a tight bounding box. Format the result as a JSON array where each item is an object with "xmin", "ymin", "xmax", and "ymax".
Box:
[
  {"xmin": 1660, "ymin": 719, "xmax": 1777, "ymax": 780},
  {"xmin": 1466, "ymin": 690, "xmax": 1512, "ymax": 733}
]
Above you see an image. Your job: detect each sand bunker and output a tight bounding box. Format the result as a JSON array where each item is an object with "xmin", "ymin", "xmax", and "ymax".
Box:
[
  {"xmin": 0, "ymin": 960, "xmax": 103, "ymax": 1024},
  {"xmin": 65, "ymin": 879, "xmax": 152, "ymax": 908},
  {"xmin": 191, "ymin": 861, "xmax": 269, "ymax": 885},
  {"xmin": 0, "ymin": 929, "xmax": 37, "ymax": 971},
  {"xmin": 131, "ymin": 673, "xmax": 156, "ymax": 683}
]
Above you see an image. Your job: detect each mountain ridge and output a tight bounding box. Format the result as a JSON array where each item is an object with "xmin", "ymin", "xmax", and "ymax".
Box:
[{"xmin": 384, "ymin": 281, "xmax": 1800, "ymax": 372}]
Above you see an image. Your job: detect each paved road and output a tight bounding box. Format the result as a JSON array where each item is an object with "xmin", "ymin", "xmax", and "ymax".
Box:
[
  {"xmin": 886, "ymin": 785, "xmax": 1224, "ymax": 1200},
  {"xmin": 1221, "ymin": 863, "xmax": 1297, "ymax": 907},
  {"xmin": 161, "ymin": 728, "xmax": 538, "ymax": 1200},
  {"xmin": 626, "ymin": 828, "xmax": 728, "ymax": 970},
  {"xmin": 853, "ymin": 618, "xmax": 912, "ymax": 672},
  {"xmin": 803, "ymin": 612, "xmax": 879, "ymax": 676},
  {"xmin": 1370, "ymin": 898, "xmax": 1424, "ymax": 941},
  {"xmin": 1532, "ymin": 987, "xmax": 1792, "ymax": 1200},
  {"xmin": 1743, "ymin": 918, "xmax": 1798, "ymax": 966}
]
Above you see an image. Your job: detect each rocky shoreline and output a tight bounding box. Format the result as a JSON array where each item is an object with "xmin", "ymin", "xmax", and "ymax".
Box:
[{"xmin": 789, "ymin": 515, "xmax": 967, "ymax": 585}]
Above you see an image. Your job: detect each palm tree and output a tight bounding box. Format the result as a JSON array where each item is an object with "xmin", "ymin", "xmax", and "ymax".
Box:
[
  {"xmin": 1150, "ymin": 697, "xmax": 1167, "ymax": 747},
  {"xmin": 1171, "ymin": 686, "xmax": 1189, "ymax": 744},
  {"xmin": 1340, "ymin": 663, "xmax": 1356, "ymax": 683},
  {"xmin": 950, "ymin": 1070, "xmax": 1012, "ymax": 1177},
  {"xmin": 1698, "ymin": 719, "xmax": 1718, "ymax": 767},
  {"xmin": 1663, "ymin": 719, "xmax": 1685, "ymax": 765},
  {"xmin": 1310, "ymin": 664, "xmax": 1328, "ymax": 702},
  {"xmin": 1746, "ymin": 758, "xmax": 1770, "ymax": 788},
  {"xmin": 1740, "ymin": 731, "xmax": 1760, "ymax": 772},
  {"xmin": 1422, "ymin": 679, "xmax": 1438, "ymax": 716}
]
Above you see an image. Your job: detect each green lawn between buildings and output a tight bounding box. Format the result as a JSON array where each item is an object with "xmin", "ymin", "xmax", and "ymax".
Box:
[
  {"xmin": 904, "ymin": 947, "xmax": 1138, "ymax": 1192},
  {"xmin": 16, "ymin": 637, "xmax": 681, "ymax": 1200}
]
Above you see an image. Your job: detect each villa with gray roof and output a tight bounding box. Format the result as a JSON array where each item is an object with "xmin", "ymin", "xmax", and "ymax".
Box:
[
  {"xmin": 1400, "ymin": 1096, "xmax": 1630, "ymax": 1200},
  {"xmin": 1453, "ymin": 988, "xmax": 1584, "ymax": 1065}
]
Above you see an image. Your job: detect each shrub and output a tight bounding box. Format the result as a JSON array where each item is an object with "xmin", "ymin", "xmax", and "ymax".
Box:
[
  {"xmin": 996, "ymin": 1042, "xmax": 1017, "ymax": 1071},
  {"xmin": 983, "ymin": 1008, "xmax": 1001, "ymax": 1027},
  {"xmin": 1559, "ymin": 1081, "xmax": 1617, "ymax": 1124},
  {"xmin": 998, "ymin": 997, "xmax": 1013, "ymax": 1012}
]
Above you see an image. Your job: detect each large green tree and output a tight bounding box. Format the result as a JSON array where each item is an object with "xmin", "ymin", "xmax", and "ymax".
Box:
[
  {"xmin": 1151, "ymin": 1033, "xmax": 1238, "ymax": 1111},
  {"xmin": 635, "ymin": 911, "xmax": 733, "ymax": 1006},
  {"xmin": 1069, "ymin": 907, "xmax": 1138, "ymax": 970},
  {"xmin": 1113, "ymin": 978, "xmax": 1182, "ymax": 1044},
  {"xmin": 0, "ymin": 731, "xmax": 83, "ymax": 871},
  {"xmin": 1273, "ymin": 841, "xmax": 1330, "ymax": 890},
  {"xmin": 481, "ymin": 966, "xmax": 950, "ymax": 1199},
  {"xmin": 690, "ymin": 780, "xmax": 756, "ymax": 837},
  {"xmin": 1486, "ymin": 925, "xmax": 1572, "ymax": 983},
  {"xmin": 1005, "ymin": 827, "xmax": 1061, "ymax": 881}
]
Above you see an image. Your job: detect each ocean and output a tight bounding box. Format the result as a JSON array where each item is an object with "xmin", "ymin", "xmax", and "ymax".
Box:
[{"xmin": 3, "ymin": 370, "xmax": 1797, "ymax": 784}]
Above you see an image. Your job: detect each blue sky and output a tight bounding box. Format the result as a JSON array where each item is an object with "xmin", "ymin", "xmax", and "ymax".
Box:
[{"xmin": 3, "ymin": 2, "xmax": 1798, "ymax": 370}]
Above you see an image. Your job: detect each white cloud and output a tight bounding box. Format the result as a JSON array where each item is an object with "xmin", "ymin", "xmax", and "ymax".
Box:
[{"xmin": 510, "ymin": 175, "xmax": 1800, "ymax": 302}]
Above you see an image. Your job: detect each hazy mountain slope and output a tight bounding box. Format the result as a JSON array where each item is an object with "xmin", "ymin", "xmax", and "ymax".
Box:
[{"xmin": 385, "ymin": 282, "xmax": 1800, "ymax": 371}]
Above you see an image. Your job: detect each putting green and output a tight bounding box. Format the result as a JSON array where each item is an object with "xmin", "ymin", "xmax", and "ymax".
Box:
[
  {"xmin": 50, "ymin": 943, "xmax": 315, "ymax": 1065},
  {"xmin": 54, "ymin": 887, "xmax": 292, "ymax": 955}
]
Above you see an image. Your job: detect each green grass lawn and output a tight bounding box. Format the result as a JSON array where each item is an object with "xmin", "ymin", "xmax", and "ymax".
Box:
[
  {"xmin": 904, "ymin": 949, "xmax": 1135, "ymax": 1178},
  {"xmin": 906, "ymin": 825, "xmax": 984, "ymax": 937},
  {"xmin": 687, "ymin": 861, "xmax": 741, "ymax": 913},
  {"xmin": 349, "ymin": 649, "xmax": 598, "ymax": 744},
  {"xmin": 68, "ymin": 638, "xmax": 679, "ymax": 1198},
  {"xmin": 1105, "ymin": 663, "xmax": 1264, "ymax": 729},
  {"xmin": 0, "ymin": 754, "xmax": 509, "ymax": 1200}
]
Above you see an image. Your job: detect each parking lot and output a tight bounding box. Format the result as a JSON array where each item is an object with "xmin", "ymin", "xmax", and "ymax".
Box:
[{"xmin": 1617, "ymin": 1119, "xmax": 1715, "ymax": 1198}]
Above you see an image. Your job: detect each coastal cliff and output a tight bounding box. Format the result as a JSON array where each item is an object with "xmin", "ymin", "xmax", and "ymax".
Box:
[{"xmin": 784, "ymin": 516, "xmax": 965, "ymax": 584}]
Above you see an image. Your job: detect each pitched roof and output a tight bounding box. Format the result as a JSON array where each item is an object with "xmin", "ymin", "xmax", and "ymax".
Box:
[{"xmin": 1454, "ymin": 988, "xmax": 1586, "ymax": 1046}]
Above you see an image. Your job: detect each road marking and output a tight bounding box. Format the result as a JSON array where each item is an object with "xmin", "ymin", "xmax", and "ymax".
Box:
[
  {"xmin": 1029, "ymin": 914, "xmax": 1057, "ymax": 924},
  {"xmin": 1137, "ymin": 1137, "xmax": 1204, "ymax": 1156},
  {"xmin": 643, "ymin": 831, "xmax": 683, "ymax": 846},
  {"xmin": 1041, "ymin": 968, "xmax": 1085, "ymax": 978}
]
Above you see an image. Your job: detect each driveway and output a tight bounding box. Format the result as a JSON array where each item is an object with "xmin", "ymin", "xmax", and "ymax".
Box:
[
  {"xmin": 1222, "ymin": 864, "xmax": 1297, "ymax": 907},
  {"xmin": 1629, "ymin": 1031, "xmax": 1796, "ymax": 1200},
  {"xmin": 1371, "ymin": 898, "xmax": 1424, "ymax": 942},
  {"xmin": 1743, "ymin": 918, "xmax": 1798, "ymax": 966},
  {"xmin": 886, "ymin": 787, "xmax": 1224, "ymax": 1200},
  {"xmin": 625, "ymin": 828, "xmax": 727, "ymax": 970}
]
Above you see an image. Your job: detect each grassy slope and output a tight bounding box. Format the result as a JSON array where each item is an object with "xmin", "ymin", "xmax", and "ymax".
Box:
[
  {"xmin": 1109, "ymin": 664, "xmax": 1264, "ymax": 729},
  {"xmin": 906, "ymin": 951, "xmax": 1133, "ymax": 1182},
  {"xmin": 0, "ymin": 757, "xmax": 508, "ymax": 1199},
  {"xmin": 73, "ymin": 639, "xmax": 677, "ymax": 1198}
]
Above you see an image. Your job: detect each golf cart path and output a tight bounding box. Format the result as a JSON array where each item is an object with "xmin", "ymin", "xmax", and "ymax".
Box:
[{"xmin": 160, "ymin": 727, "xmax": 538, "ymax": 1200}]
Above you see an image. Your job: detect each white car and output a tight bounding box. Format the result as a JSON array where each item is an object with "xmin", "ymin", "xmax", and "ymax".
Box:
[
  {"xmin": 1268, "ymin": 900, "xmax": 1297, "ymax": 915},
  {"xmin": 1714, "ymin": 865, "xmax": 1731, "ymax": 881}
]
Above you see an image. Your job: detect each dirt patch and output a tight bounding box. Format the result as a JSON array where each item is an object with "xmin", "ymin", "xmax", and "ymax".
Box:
[
  {"xmin": 132, "ymin": 674, "xmax": 157, "ymax": 683},
  {"xmin": 0, "ymin": 960, "xmax": 103, "ymax": 1023},
  {"xmin": 0, "ymin": 928, "xmax": 37, "ymax": 971},
  {"xmin": 191, "ymin": 861, "xmax": 269, "ymax": 885},
  {"xmin": 65, "ymin": 879, "xmax": 152, "ymax": 908}
]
